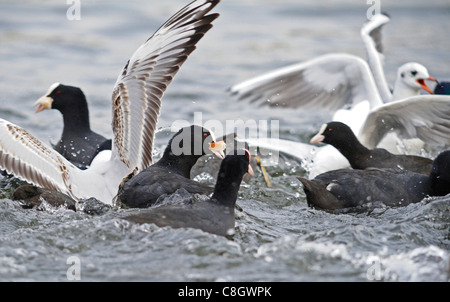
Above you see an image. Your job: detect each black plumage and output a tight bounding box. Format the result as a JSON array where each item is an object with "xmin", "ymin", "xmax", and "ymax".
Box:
[
  {"xmin": 310, "ymin": 121, "xmax": 433, "ymax": 174},
  {"xmin": 298, "ymin": 150, "xmax": 450, "ymax": 210},
  {"xmin": 117, "ymin": 125, "xmax": 222, "ymax": 208},
  {"xmin": 35, "ymin": 84, "xmax": 111, "ymax": 169},
  {"xmin": 123, "ymin": 150, "xmax": 252, "ymax": 236},
  {"xmin": 434, "ymin": 81, "xmax": 450, "ymax": 95}
]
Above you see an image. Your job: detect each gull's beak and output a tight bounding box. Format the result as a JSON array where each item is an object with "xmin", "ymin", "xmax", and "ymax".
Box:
[
  {"xmin": 209, "ymin": 140, "xmax": 226, "ymax": 159},
  {"xmin": 417, "ymin": 77, "xmax": 436, "ymax": 95},
  {"xmin": 33, "ymin": 95, "xmax": 53, "ymax": 113}
]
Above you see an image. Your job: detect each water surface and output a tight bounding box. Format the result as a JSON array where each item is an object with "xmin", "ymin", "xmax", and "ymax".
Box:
[{"xmin": 0, "ymin": 0, "xmax": 449, "ymax": 282}]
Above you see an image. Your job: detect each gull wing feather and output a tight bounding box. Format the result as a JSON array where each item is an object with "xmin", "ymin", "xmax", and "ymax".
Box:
[
  {"xmin": 229, "ymin": 53, "xmax": 382, "ymax": 110},
  {"xmin": 111, "ymin": 0, "xmax": 220, "ymax": 171},
  {"xmin": 0, "ymin": 118, "xmax": 78, "ymax": 199},
  {"xmin": 359, "ymin": 95, "xmax": 450, "ymax": 148},
  {"xmin": 361, "ymin": 13, "xmax": 392, "ymax": 103}
]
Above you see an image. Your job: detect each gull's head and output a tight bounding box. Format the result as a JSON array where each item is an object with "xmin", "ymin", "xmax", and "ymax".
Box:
[{"xmin": 397, "ymin": 62, "xmax": 436, "ymax": 94}]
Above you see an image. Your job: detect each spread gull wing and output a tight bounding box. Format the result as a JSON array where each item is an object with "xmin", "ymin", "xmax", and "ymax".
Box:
[
  {"xmin": 0, "ymin": 118, "xmax": 78, "ymax": 199},
  {"xmin": 362, "ymin": 13, "xmax": 390, "ymax": 55},
  {"xmin": 359, "ymin": 95, "xmax": 450, "ymax": 148},
  {"xmin": 111, "ymin": 0, "xmax": 220, "ymax": 171},
  {"xmin": 361, "ymin": 13, "xmax": 392, "ymax": 103},
  {"xmin": 229, "ymin": 53, "xmax": 383, "ymax": 111}
]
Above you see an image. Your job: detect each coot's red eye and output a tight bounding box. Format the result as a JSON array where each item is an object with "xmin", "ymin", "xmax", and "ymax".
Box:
[
  {"xmin": 203, "ymin": 133, "xmax": 209, "ymax": 138},
  {"xmin": 56, "ymin": 91, "xmax": 61, "ymax": 95}
]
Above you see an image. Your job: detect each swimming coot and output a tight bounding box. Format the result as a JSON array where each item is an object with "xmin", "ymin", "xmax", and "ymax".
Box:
[
  {"xmin": 123, "ymin": 149, "xmax": 253, "ymax": 236},
  {"xmin": 34, "ymin": 83, "xmax": 111, "ymax": 170},
  {"xmin": 117, "ymin": 125, "xmax": 225, "ymax": 208},
  {"xmin": 310, "ymin": 121, "xmax": 433, "ymax": 175},
  {"xmin": 298, "ymin": 150, "xmax": 450, "ymax": 210}
]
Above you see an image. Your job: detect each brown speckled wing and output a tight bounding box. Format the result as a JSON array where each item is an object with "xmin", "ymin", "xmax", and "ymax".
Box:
[
  {"xmin": 0, "ymin": 119, "xmax": 77, "ymax": 198},
  {"xmin": 111, "ymin": 0, "xmax": 220, "ymax": 171}
]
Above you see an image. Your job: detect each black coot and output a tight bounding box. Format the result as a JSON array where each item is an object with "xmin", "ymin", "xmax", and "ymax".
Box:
[
  {"xmin": 434, "ymin": 81, "xmax": 450, "ymax": 95},
  {"xmin": 123, "ymin": 150, "xmax": 253, "ymax": 236},
  {"xmin": 117, "ymin": 125, "xmax": 225, "ymax": 208},
  {"xmin": 298, "ymin": 150, "xmax": 450, "ymax": 210},
  {"xmin": 34, "ymin": 83, "xmax": 111, "ymax": 170},
  {"xmin": 310, "ymin": 121, "xmax": 433, "ymax": 175}
]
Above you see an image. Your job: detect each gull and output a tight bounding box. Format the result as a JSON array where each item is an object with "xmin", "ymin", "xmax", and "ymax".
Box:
[
  {"xmin": 0, "ymin": 0, "xmax": 221, "ymax": 204},
  {"xmin": 229, "ymin": 13, "xmax": 449, "ymax": 178}
]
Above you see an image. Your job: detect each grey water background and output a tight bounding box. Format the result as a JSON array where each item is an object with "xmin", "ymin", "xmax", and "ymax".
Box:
[{"xmin": 0, "ymin": 0, "xmax": 449, "ymax": 281}]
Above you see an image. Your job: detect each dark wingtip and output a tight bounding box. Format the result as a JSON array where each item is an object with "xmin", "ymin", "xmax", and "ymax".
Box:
[{"xmin": 380, "ymin": 11, "xmax": 391, "ymax": 19}]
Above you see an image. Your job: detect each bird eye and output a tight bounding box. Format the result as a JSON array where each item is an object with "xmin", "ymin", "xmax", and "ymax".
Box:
[
  {"xmin": 203, "ymin": 133, "xmax": 209, "ymax": 138},
  {"xmin": 56, "ymin": 91, "xmax": 61, "ymax": 95},
  {"xmin": 411, "ymin": 70, "xmax": 418, "ymax": 76}
]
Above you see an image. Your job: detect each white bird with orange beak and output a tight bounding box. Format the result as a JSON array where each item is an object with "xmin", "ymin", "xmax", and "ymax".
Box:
[
  {"xmin": 359, "ymin": 13, "xmax": 438, "ymax": 103},
  {"xmin": 391, "ymin": 63, "xmax": 437, "ymax": 100},
  {"xmin": 229, "ymin": 12, "xmax": 450, "ymax": 178}
]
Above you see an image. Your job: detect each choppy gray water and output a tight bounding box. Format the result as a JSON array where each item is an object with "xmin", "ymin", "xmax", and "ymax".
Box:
[{"xmin": 0, "ymin": 0, "xmax": 449, "ymax": 282}]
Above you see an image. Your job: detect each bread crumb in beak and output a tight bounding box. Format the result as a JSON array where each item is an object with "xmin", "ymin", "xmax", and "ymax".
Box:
[
  {"xmin": 209, "ymin": 140, "xmax": 226, "ymax": 159},
  {"xmin": 33, "ymin": 96, "xmax": 53, "ymax": 113}
]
